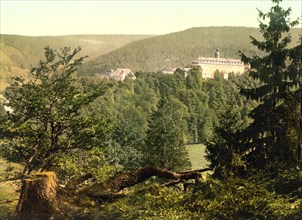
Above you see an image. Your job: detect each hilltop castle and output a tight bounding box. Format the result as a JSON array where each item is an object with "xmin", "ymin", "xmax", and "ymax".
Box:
[
  {"xmin": 192, "ymin": 49, "xmax": 248, "ymax": 79},
  {"xmin": 105, "ymin": 50, "xmax": 249, "ymax": 81}
]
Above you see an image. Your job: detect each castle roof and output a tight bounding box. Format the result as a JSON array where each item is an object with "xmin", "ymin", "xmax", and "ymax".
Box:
[{"xmin": 194, "ymin": 57, "xmax": 243, "ymax": 65}]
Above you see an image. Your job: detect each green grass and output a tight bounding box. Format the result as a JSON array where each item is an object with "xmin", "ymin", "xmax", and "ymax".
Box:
[
  {"xmin": 0, "ymin": 158, "xmax": 23, "ymax": 219},
  {"xmin": 187, "ymin": 144, "xmax": 208, "ymax": 170}
]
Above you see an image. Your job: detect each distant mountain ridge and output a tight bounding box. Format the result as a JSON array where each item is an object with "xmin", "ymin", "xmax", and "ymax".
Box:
[
  {"xmin": 0, "ymin": 34, "xmax": 153, "ymax": 91},
  {"xmin": 81, "ymin": 27, "xmax": 301, "ymax": 76},
  {"xmin": 0, "ymin": 34, "xmax": 154, "ymax": 67}
]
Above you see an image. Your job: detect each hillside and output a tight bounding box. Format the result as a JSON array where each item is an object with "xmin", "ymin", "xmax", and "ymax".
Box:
[
  {"xmin": 81, "ymin": 27, "xmax": 301, "ymax": 75},
  {"xmin": 0, "ymin": 34, "xmax": 153, "ymax": 91}
]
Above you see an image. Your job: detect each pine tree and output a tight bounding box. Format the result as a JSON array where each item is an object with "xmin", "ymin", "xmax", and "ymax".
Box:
[
  {"xmin": 205, "ymin": 105, "xmax": 247, "ymax": 178},
  {"xmin": 239, "ymin": 0, "xmax": 301, "ymax": 167}
]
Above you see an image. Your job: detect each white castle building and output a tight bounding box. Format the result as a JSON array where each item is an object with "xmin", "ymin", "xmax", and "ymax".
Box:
[
  {"xmin": 107, "ymin": 68, "xmax": 136, "ymax": 81},
  {"xmin": 192, "ymin": 49, "xmax": 247, "ymax": 79}
]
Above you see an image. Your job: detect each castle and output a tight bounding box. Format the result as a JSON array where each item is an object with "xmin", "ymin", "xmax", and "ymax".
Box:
[
  {"xmin": 106, "ymin": 50, "xmax": 248, "ymax": 81},
  {"xmin": 107, "ymin": 68, "xmax": 136, "ymax": 81},
  {"xmin": 192, "ymin": 49, "xmax": 247, "ymax": 79}
]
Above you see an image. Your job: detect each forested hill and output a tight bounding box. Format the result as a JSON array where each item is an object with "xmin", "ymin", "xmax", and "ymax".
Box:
[
  {"xmin": 80, "ymin": 27, "xmax": 301, "ymax": 76},
  {"xmin": 0, "ymin": 34, "xmax": 152, "ymax": 91},
  {"xmin": 0, "ymin": 34, "xmax": 153, "ymax": 66}
]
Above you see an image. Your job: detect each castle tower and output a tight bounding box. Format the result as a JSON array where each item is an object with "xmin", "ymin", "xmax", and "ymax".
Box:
[{"xmin": 214, "ymin": 49, "xmax": 219, "ymax": 58}]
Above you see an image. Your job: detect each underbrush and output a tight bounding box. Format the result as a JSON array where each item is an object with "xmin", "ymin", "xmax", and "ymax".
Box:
[
  {"xmin": 95, "ymin": 181, "xmax": 191, "ymax": 220},
  {"xmin": 1, "ymin": 158, "xmax": 302, "ymax": 219},
  {"xmin": 94, "ymin": 167, "xmax": 302, "ymax": 220}
]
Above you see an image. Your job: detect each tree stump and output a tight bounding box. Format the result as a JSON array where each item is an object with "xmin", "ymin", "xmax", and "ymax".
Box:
[{"xmin": 12, "ymin": 172, "xmax": 64, "ymax": 220}]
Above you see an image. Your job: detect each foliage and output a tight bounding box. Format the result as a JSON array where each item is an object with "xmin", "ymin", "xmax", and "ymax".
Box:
[
  {"xmin": 184, "ymin": 169, "xmax": 302, "ymax": 220},
  {"xmin": 102, "ymin": 78, "xmax": 159, "ymax": 170},
  {"xmin": 52, "ymin": 147, "xmax": 118, "ymax": 183},
  {"xmin": 0, "ymin": 47, "xmax": 111, "ymax": 175},
  {"xmin": 95, "ymin": 182, "xmax": 193, "ymax": 220},
  {"xmin": 239, "ymin": 0, "xmax": 302, "ymax": 167},
  {"xmin": 90, "ymin": 70, "xmax": 257, "ymax": 171},
  {"xmin": 143, "ymin": 96, "xmax": 191, "ymax": 170},
  {"xmin": 205, "ymin": 106, "xmax": 249, "ymax": 179},
  {"xmin": 0, "ymin": 45, "xmax": 259, "ymax": 197},
  {"xmin": 91, "ymin": 167, "xmax": 302, "ymax": 220}
]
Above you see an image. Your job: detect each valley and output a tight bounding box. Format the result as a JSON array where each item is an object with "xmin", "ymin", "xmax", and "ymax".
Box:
[{"xmin": 0, "ymin": 34, "xmax": 153, "ymax": 91}]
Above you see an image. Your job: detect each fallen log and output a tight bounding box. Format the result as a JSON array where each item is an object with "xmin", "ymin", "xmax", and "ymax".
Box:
[
  {"xmin": 102, "ymin": 166, "xmax": 212, "ymax": 192},
  {"xmin": 82, "ymin": 166, "xmax": 212, "ymax": 200}
]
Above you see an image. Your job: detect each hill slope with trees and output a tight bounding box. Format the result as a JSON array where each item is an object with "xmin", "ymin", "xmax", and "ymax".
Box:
[
  {"xmin": 81, "ymin": 26, "xmax": 301, "ymax": 75},
  {"xmin": 0, "ymin": 34, "xmax": 152, "ymax": 91}
]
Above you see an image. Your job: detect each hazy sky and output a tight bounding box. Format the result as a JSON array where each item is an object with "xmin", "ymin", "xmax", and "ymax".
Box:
[{"xmin": 1, "ymin": 0, "xmax": 301, "ymax": 36}]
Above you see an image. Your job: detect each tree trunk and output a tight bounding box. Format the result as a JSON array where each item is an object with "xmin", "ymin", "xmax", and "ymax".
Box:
[
  {"xmin": 82, "ymin": 166, "xmax": 212, "ymax": 199},
  {"xmin": 104, "ymin": 166, "xmax": 212, "ymax": 192},
  {"xmin": 12, "ymin": 172, "xmax": 67, "ymax": 220}
]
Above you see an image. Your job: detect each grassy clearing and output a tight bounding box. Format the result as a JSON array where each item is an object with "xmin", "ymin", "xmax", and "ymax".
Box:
[
  {"xmin": 187, "ymin": 144, "xmax": 208, "ymax": 170},
  {"xmin": 0, "ymin": 180, "xmax": 20, "ymax": 219},
  {"xmin": 0, "ymin": 158, "xmax": 23, "ymax": 219}
]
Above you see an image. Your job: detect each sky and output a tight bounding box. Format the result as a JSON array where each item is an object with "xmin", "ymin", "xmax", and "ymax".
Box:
[{"xmin": 0, "ymin": 0, "xmax": 301, "ymax": 36}]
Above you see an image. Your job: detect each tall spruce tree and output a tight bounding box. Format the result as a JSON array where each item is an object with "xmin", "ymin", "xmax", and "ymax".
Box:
[{"xmin": 239, "ymin": 0, "xmax": 301, "ymax": 167}]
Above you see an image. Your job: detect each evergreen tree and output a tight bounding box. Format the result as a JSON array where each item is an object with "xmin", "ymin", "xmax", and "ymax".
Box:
[
  {"xmin": 285, "ymin": 38, "xmax": 302, "ymax": 161},
  {"xmin": 239, "ymin": 0, "xmax": 301, "ymax": 167},
  {"xmin": 205, "ymin": 105, "xmax": 247, "ymax": 178},
  {"xmin": 143, "ymin": 96, "xmax": 191, "ymax": 170}
]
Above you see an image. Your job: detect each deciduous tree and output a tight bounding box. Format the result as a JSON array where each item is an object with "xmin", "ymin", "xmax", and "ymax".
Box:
[{"xmin": 0, "ymin": 47, "xmax": 111, "ymax": 175}]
